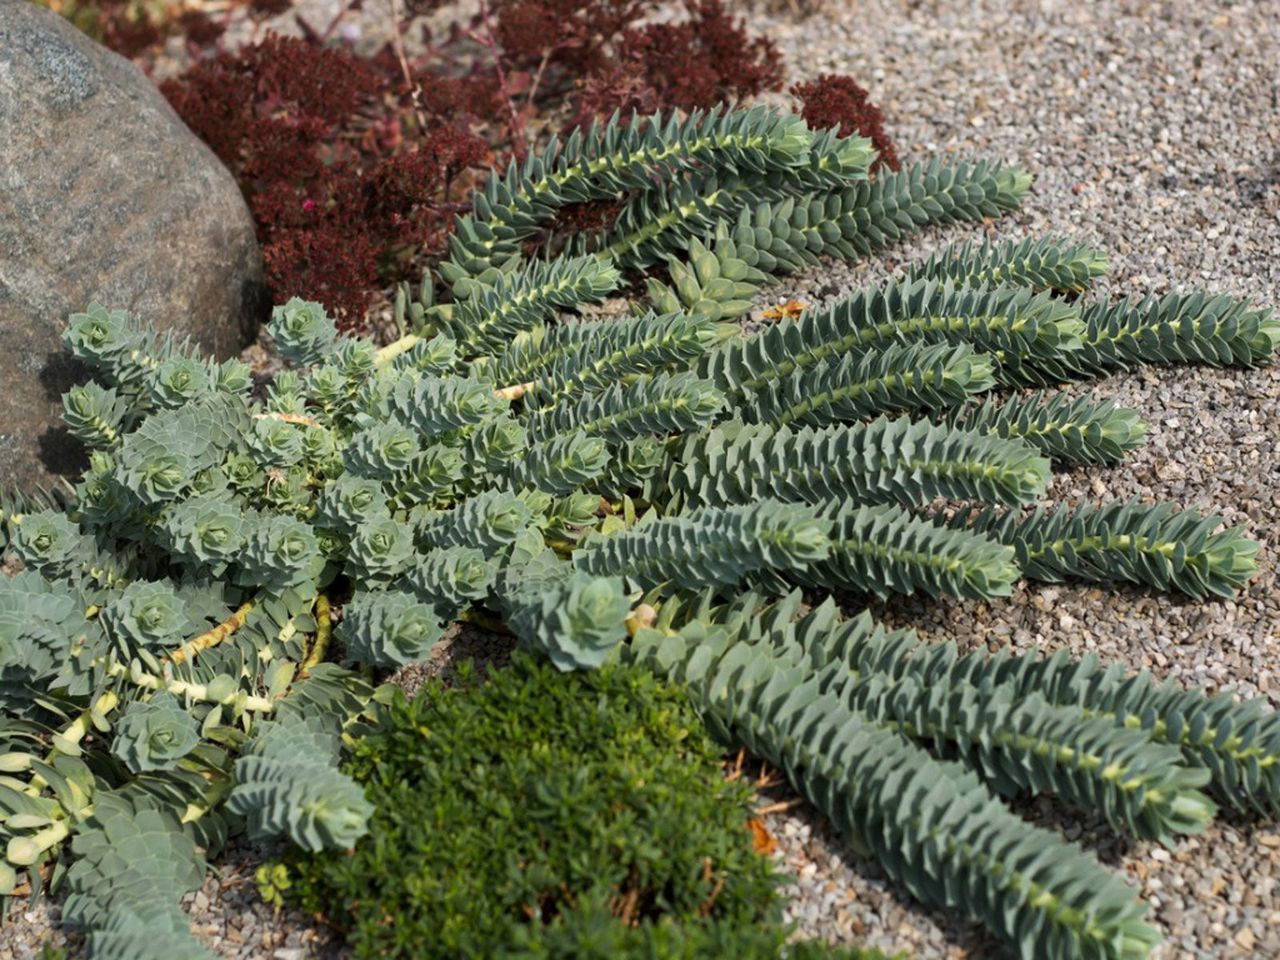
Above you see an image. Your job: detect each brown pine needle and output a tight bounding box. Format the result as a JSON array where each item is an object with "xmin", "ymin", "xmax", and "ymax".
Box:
[
  {"xmin": 761, "ymin": 299, "xmax": 809, "ymax": 320},
  {"xmin": 756, "ymin": 762, "xmax": 783, "ymax": 788},
  {"xmin": 755, "ymin": 798, "xmax": 803, "ymax": 816},
  {"xmin": 725, "ymin": 748, "xmax": 747, "ymax": 782}
]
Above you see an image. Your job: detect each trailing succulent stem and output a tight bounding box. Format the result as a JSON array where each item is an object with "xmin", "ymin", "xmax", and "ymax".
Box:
[
  {"xmin": 626, "ymin": 600, "xmax": 1164, "ymax": 960},
  {"xmin": 955, "ymin": 500, "xmax": 1259, "ymax": 598}
]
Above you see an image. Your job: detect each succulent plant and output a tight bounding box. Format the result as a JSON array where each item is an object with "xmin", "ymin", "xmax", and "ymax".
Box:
[
  {"xmin": 1, "ymin": 103, "xmax": 1276, "ymax": 960},
  {"xmin": 111, "ymin": 692, "xmax": 200, "ymax": 773}
]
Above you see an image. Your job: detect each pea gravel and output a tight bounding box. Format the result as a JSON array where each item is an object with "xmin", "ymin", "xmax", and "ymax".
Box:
[
  {"xmin": 752, "ymin": 2, "xmax": 1280, "ymax": 958},
  {"xmin": 4, "ymin": 1, "xmax": 1279, "ymax": 957}
]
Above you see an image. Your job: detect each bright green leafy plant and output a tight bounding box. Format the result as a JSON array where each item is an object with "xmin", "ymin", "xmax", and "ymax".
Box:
[
  {"xmin": 0, "ymin": 102, "xmax": 1277, "ymax": 959},
  {"xmin": 280, "ymin": 653, "xmax": 894, "ymax": 960}
]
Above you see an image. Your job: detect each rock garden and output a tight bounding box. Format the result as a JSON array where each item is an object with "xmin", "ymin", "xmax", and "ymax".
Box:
[{"xmin": 0, "ymin": 1, "xmax": 1276, "ymax": 958}]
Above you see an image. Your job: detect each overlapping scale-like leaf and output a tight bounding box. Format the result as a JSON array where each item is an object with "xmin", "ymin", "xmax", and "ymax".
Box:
[
  {"xmin": 483, "ymin": 311, "xmax": 731, "ymax": 400},
  {"xmin": 527, "ymin": 371, "xmax": 725, "ymax": 443},
  {"xmin": 903, "ymin": 235, "xmax": 1109, "ymax": 293},
  {"xmin": 236, "ymin": 515, "xmax": 326, "ymax": 593},
  {"xmin": 506, "ymin": 569, "xmax": 631, "ymax": 670},
  {"xmin": 839, "ymin": 672, "xmax": 1214, "ymax": 842},
  {"xmin": 62, "ymin": 303, "xmax": 146, "ymax": 380},
  {"xmin": 668, "ymin": 416, "xmax": 1050, "ymax": 509},
  {"xmin": 85, "ymin": 902, "xmax": 212, "ymax": 960},
  {"xmin": 443, "ymin": 255, "xmax": 621, "ymax": 354},
  {"xmin": 793, "ymin": 502, "xmax": 1019, "ymax": 600},
  {"xmin": 267, "ymin": 298, "xmax": 339, "ymax": 367},
  {"xmin": 313, "ymin": 475, "xmax": 390, "ymax": 535},
  {"xmin": 513, "ymin": 430, "xmax": 611, "ymax": 495},
  {"xmin": 111, "ymin": 691, "xmax": 200, "ymax": 774},
  {"xmin": 940, "ymin": 392, "xmax": 1148, "ymax": 464},
  {"xmin": 704, "ymin": 279, "xmax": 1080, "ymax": 396},
  {"xmin": 62, "ymin": 794, "xmax": 207, "ymax": 953},
  {"xmin": 736, "ymin": 341, "xmax": 995, "ymax": 427},
  {"xmin": 345, "ymin": 516, "xmax": 415, "ymax": 585},
  {"xmin": 1021, "ymin": 292, "xmax": 1280, "ymax": 383},
  {"xmin": 578, "ymin": 176, "xmax": 739, "ymax": 268},
  {"xmin": 6, "ymin": 509, "xmax": 84, "ymax": 578},
  {"xmin": 100, "ymin": 580, "xmax": 192, "ymax": 658},
  {"xmin": 228, "ymin": 715, "xmax": 373, "ymax": 852},
  {"xmin": 116, "ymin": 401, "xmax": 243, "ymax": 505},
  {"xmin": 464, "ymin": 416, "xmax": 529, "ymax": 476},
  {"xmin": 627, "ymin": 619, "xmax": 1159, "ymax": 960},
  {"xmin": 337, "ymin": 589, "xmax": 445, "ymax": 668},
  {"xmin": 417, "ymin": 489, "xmax": 536, "ymax": 554},
  {"xmin": 594, "ymin": 437, "xmax": 670, "ymax": 499},
  {"xmin": 833, "ymin": 158, "xmax": 1033, "ymax": 256},
  {"xmin": 343, "ymin": 422, "xmax": 421, "ymax": 479},
  {"xmin": 645, "ymin": 236, "xmax": 767, "ymax": 320},
  {"xmin": 403, "ymin": 546, "xmax": 497, "ymax": 616},
  {"xmin": 379, "ymin": 369, "xmax": 507, "ymax": 437},
  {"xmin": 957, "ymin": 500, "xmax": 1259, "ymax": 598},
  {"xmin": 442, "ymin": 106, "xmax": 821, "ymax": 276},
  {"xmin": 576, "ymin": 499, "xmax": 831, "ymax": 589},
  {"xmin": 63, "ymin": 381, "xmax": 128, "ymax": 449},
  {"xmin": 593, "ymin": 157, "xmax": 1031, "ymax": 280},
  {"xmin": 977, "ymin": 648, "xmax": 1280, "ymax": 815}
]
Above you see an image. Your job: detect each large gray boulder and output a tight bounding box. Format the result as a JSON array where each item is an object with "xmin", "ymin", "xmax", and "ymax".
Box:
[{"xmin": 0, "ymin": 0, "xmax": 266, "ymax": 491}]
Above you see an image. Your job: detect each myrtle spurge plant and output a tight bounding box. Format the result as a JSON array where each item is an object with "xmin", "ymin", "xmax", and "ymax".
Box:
[{"xmin": 1, "ymin": 105, "xmax": 1278, "ymax": 960}]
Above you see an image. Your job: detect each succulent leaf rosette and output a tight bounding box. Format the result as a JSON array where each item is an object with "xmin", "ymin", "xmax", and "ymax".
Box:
[{"xmin": 111, "ymin": 692, "xmax": 201, "ymax": 773}]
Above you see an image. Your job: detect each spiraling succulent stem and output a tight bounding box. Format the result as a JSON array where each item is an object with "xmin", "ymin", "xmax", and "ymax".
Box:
[
  {"xmin": 100, "ymin": 659, "xmax": 275, "ymax": 713},
  {"xmin": 299, "ymin": 594, "xmax": 332, "ymax": 678},
  {"xmin": 168, "ymin": 600, "xmax": 256, "ymax": 666}
]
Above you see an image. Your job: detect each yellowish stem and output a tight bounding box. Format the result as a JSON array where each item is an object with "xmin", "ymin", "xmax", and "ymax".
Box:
[
  {"xmin": 625, "ymin": 604, "xmax": 658, "ymax": 637},
  {"xmin": 375, "ymin": 333, "xmax": 421, "ymax": 367},
  {"xmin": 254, "ymin": 411, "xmax": 323, "ymax": 428},
  {"xmin": 300, "ymin": 594, "xmax": 332, "ymax": 678},
  {"xmin": 168, "ymin": 601, "xmax": 255, "ymax": 665},
  {"xmin": 495, "ymin": 382, "xmax": 533, "ymax": 401}
]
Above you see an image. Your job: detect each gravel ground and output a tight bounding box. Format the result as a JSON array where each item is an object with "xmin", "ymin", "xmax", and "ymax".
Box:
[
  {"xmin": 753, "ymin": 2, "xmax": 1280, "ymax": 957},
  {"xmin": 5, "ymin": 1, "xmax": 1279, "ymax": 958}
]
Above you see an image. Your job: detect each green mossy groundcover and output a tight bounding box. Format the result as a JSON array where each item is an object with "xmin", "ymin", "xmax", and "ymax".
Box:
[{"xmin": 277, "ymin": 653, "xmax": 891, "ymax": 960}]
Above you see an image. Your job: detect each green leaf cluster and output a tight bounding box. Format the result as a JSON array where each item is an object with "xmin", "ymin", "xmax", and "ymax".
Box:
[{"xmin": 281, "ymin": 653, "xmax": 890, "ymax": 960}]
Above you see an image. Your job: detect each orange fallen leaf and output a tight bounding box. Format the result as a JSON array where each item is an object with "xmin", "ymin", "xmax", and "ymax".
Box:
[
  {"xmin": 747, "ymin": 817, "xmax": 778, "ymax": 855},
  {"xmin": 762, "ymin": 299, "xmax": 808, "ymax": 320}
]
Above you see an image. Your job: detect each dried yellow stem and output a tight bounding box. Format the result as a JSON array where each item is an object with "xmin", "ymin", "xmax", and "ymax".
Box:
[
  {"xmin": 168, "ymin": 601, "xmax": 255, "ymax": 665},
  {"xmin": 299, "ymin": 593, "xmax": 332, "ymax": 678},
  {"xmin": 494, "ymin": 382, "xmax": 534, "ymax": 401},
  {"xmin": 253, "ymin": 411, "xmax": 323, "ymax": 428}
]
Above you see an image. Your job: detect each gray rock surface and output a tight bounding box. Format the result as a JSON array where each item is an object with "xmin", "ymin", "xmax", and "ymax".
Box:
[{"xmin": 0, "ymin": 0, "xmax": 266, "ymax": 491}]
